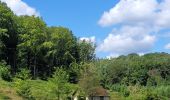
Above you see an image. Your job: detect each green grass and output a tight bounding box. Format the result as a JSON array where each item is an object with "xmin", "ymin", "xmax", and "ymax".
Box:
[
  {"xmin": 1, "ymin": 78, "xmax": 170, "ymax": 100},
  {"xmin": 28, "ymin": 80, "xmax": 50, "ymax": 99}
]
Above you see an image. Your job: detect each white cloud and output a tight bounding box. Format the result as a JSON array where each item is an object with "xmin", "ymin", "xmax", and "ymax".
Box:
[
  {"xmin": 98, "ymin": 0, "xmax": 170, "ymax": 57},
  {"xmin": 98, "ymin": 0, "xmax": 170, "ymax": 29},
  {"xmin": 106, "ymin": 52, "xmax": 145, "ymax": 59},
  {"xmin": 98, "ymin": 26, "xmax": 156, "ymax": 55},
  {"xmin": 106, "ymin": 53, "xmax": 119, "ymax": 59},
  {"xmin": 80, "ymin": 36, "xmax": 96, "ymax": 43},
  {"xmin": 98, "ymin": 0, "xmax": 157, "ymax": 27},
  {"xmin": 165, "ymin": 43, "xmax": 170, "ymax": 49},
  {"xmin": 155, "ymin": 0, "xmax": 170, "ymax": 28},
  {"xmin": 1, "ymin": 0, "xmax": 39, "ymax": 16}
]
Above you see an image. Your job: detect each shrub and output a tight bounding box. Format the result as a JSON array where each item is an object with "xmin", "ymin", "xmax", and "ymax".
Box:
[
  {"xmin": 15, "ymin": 79, "xmax": 34, "ymax": 100},
  {"xmin": 126, "ymin": 86, "xmax": 170, "ymax": 100},
  {"xmin": 15, "ymin": 68, "xmax": 31, "ymax": 80},
  {"xmin": 48, "ymin": 67, "xmax": 72, "ymax": 99},
  {"xmin": 146, "ymin": 93, "xmax": 167, "ymax": 100},
  {"xmin": 145, "ymin": 87, "xmax": 168, "ymax": 100},
  {"xmin": 27, "ymin": 80, "xmax": 50, "ymax": 99},
  {"xmin": 153, "ymin": 86, "xmax": 170, "ymax": 98},
  {"xmin": 0, "ymin": 61, "xmax": 12, "ymax": 81},
  {"xmin": 126, "ymin": 86, "xmax": 148, "ymax": 100},
  {"xmin": 110, "ymin": 84, "xmax": 130, "ymax": 97}
]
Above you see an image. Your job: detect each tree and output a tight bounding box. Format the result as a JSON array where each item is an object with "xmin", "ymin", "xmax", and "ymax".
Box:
[
  {"xmin": 0, "ymin": 28, "xmax": 8, "ymax": 54},
  {"xmin": 78, "ymin": 40, "xmax": 96, "ymax": 63},
  {"xmin": 78, "ymin": 63, "xmax": 100, "ymax": 96},
  {"xmin": 0, "ymin": 60, "xmax": 12, "ymax": 81},
  {"xmin": 41, "ymin": 27, "xmax": 80, "ymax": 78},
  {"xmin": 46, "ymin": 27, "xmax": 78, "ymax": 66},
  {"xmin": 17, "ymin": 16, "xmax": 47, "ymax": 78},
  {"xmin": 0, "ymin": 2, "xmax": 18, "ymax": 72},
  {"xmin": 48, "ymin": 68, "xmax": 73, "ymax": 99}
]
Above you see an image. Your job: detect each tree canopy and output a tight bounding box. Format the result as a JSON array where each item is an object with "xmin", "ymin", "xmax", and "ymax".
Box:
[{"xmin": 0, "ymin": 2, "xmax": 96, "ymax": 79}]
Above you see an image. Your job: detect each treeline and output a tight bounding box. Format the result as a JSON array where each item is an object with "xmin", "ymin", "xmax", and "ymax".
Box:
[
  {"xmin": 95, "ymin": 53, "xmax": 170, "ymax": 99},
  {"xmin": 97, "ymin": 53, "xmax": 170, "ymax": 87},
  {"xmin": 0, "ymin": 1, "xmax": 95, "ymax": 80}
]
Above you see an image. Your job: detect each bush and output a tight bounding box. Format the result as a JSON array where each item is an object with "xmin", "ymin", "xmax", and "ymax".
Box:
[
  {"xmin": 48, "ymin": 68, "xmax": 72, "ymax": 99},
  {"xmin": 125, "ymin": 86, "xmax": 148, "ymax": 100},
  {"xmin": 145, "ymin": 87, "xmax": 168, "ymax": 100},
  {"xmin": 146, "ymin": 93, "xmax": 167, "ymax": 100},
  {"xmin": 110, "ymin": 84, "xmax": 130, "ymax": 97},
  {"xmin": 15, "ymin": 68, "xmax": 31, "ymax": 80},
  {"xmin": 27, "ymin": 80, "xmax": 50, "ymax": 99},
  {"xmin": 0, "ymin": 61, "xmax": 12, "ymax": 81},
  {"xmin": 110, "ymin": 84, "xmax": 122, "ymax": 92},
  {"xmin": 125, "ymin": 85, "xmax": 170, "ymax": 100},
  {"xmin": 14, "ymin": 79, "xmax": 34, "ymax": 100},
  {"xmin": 153, "ymin": 86, "xmax": 170, "ymax": 98}
]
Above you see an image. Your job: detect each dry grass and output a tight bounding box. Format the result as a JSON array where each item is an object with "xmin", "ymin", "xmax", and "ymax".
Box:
[{"xmin": 0, "ymin": 80, "xmax": 23, "ymax": 100}]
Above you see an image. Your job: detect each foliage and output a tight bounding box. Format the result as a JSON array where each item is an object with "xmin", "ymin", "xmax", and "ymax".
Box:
[
  {"xmin": 48, "ymin": 68, "xmax": 74, "ymax": 99},
  {"xmin": 0, "ymin": 1, "xmax": 96, "ymax": 79},
  {"xmin": 125, "ymin": 85, "xmax": 170, "ymax": 100},
  {"xmin": 0, "ymin": 1, "xmax": 18, "ymax": 69},
  {"xmin": 78, "ymin": 63, "xmax": 100, "ymax": 96},
  {"xmin": 109, "ymin": 84, "xmax": 129, "ymax": 97},
  {"xmin": 0, "ymin": 28, "xmax": 8, "ymax": 51},
  {"xmin": 0, "ymin": 61, "xmax": 12, "ymax": 81},
  {"xmin": 78, "ymin": 40, "xmax": 96, "ymax": 62},
  {"xmin": 14, "ymin": 79, "xmax": 34, "ymax": 100},
  {"xmin": 15, "ymin": 68, "xmax": 31, "ymax": 80},
  {"xmin": 97, "ymin": 53, "xmax": 170, "ymax": 87}
]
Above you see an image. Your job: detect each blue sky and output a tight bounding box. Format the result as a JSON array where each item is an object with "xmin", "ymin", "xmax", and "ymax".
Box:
[
  {"xmin": 22, "ymin": 0, "xmax": 117, "ymax": 37},
  {"xmin": 1, "ymin": 0, "xmax": 170, "ymax": 58}
]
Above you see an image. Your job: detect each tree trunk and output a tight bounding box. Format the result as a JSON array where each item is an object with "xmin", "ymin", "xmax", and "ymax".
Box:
[
  {"xmin": 33, "ymin": 54, "xmax": 36, "ymax": 79},
  {"xmin": 27, "ymin": 51, "xmax": 30, "ymax": 69},
  {"xmin": 13, "ymin": 48, "xmax": 16, "ymax": 74}
]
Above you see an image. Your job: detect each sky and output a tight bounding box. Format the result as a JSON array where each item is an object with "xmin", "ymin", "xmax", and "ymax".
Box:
[{"xmin": 1, "ymin": 0, "xmax": 170, "ymax": 58}]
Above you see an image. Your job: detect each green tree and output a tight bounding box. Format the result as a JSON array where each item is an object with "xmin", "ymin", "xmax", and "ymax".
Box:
[
  {"xmin": 0, "ymin": 2, "xmax": 18, "ymax": 72},
  {"xmin": 46, "ymin": 27, "xmax": 78, "ymax": 66},
  {"xmin": 78, "ymin": 40, "xmax": 96, "ymax": 63},
  {"xmin": 17, "ymin": 16, "xmax": 47, "ymax": 78},
  {"xmin": 78, "ymin": 63, "xmax": 100, "ymax": 96},
  {"xmin": 0, "ymin": 28, "xmax": 8, "ymax": 53},
  {"xmin": 48, "ymin": 68, "xmax": 73, "ymax": 99},
  {"xmin": 0, "ymin": 60, "xmax": 12, "ymax": 81}
]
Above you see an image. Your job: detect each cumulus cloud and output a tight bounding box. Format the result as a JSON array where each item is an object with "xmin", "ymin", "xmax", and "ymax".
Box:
[
  {"xmin": 98, "ymin": 0, "xmax": 170, "ymax": 28},
  {"xmin": 98, "ymin": 26, "xmax": 156, "ymax": 55},
  {"xmin": 1, "ymin": 0, "xmax": 39, "ymax": 16},
  {"xmin": 165, "ymin": 43, "xmax": 170, "ymax": 49},
  {"xmin": 80, "ymin": 36, "xmax": 96, "ymax": 43},
  {"xmin": 98, "ymin": 0, "xmax": 157, "ymax": 27},
  {"xmin": 98, "ymin": 0, "xmax": 170, "ymax": 57}
]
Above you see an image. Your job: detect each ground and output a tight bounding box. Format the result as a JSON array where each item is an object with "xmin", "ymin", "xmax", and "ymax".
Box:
[{"xmin": 0, "ymin": 80, "xmax": 23, "ymax": 100}]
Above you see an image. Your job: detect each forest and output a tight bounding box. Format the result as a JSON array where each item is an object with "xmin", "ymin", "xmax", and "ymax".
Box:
[{"xmin": 0, "ymin": 1, "xmax": 170, "ymax": 100}]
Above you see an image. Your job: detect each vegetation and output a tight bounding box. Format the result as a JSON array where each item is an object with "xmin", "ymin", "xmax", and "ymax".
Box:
[{"xmin": 0, "ymin": 1, "xmax": 170, "ymax": 100}]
